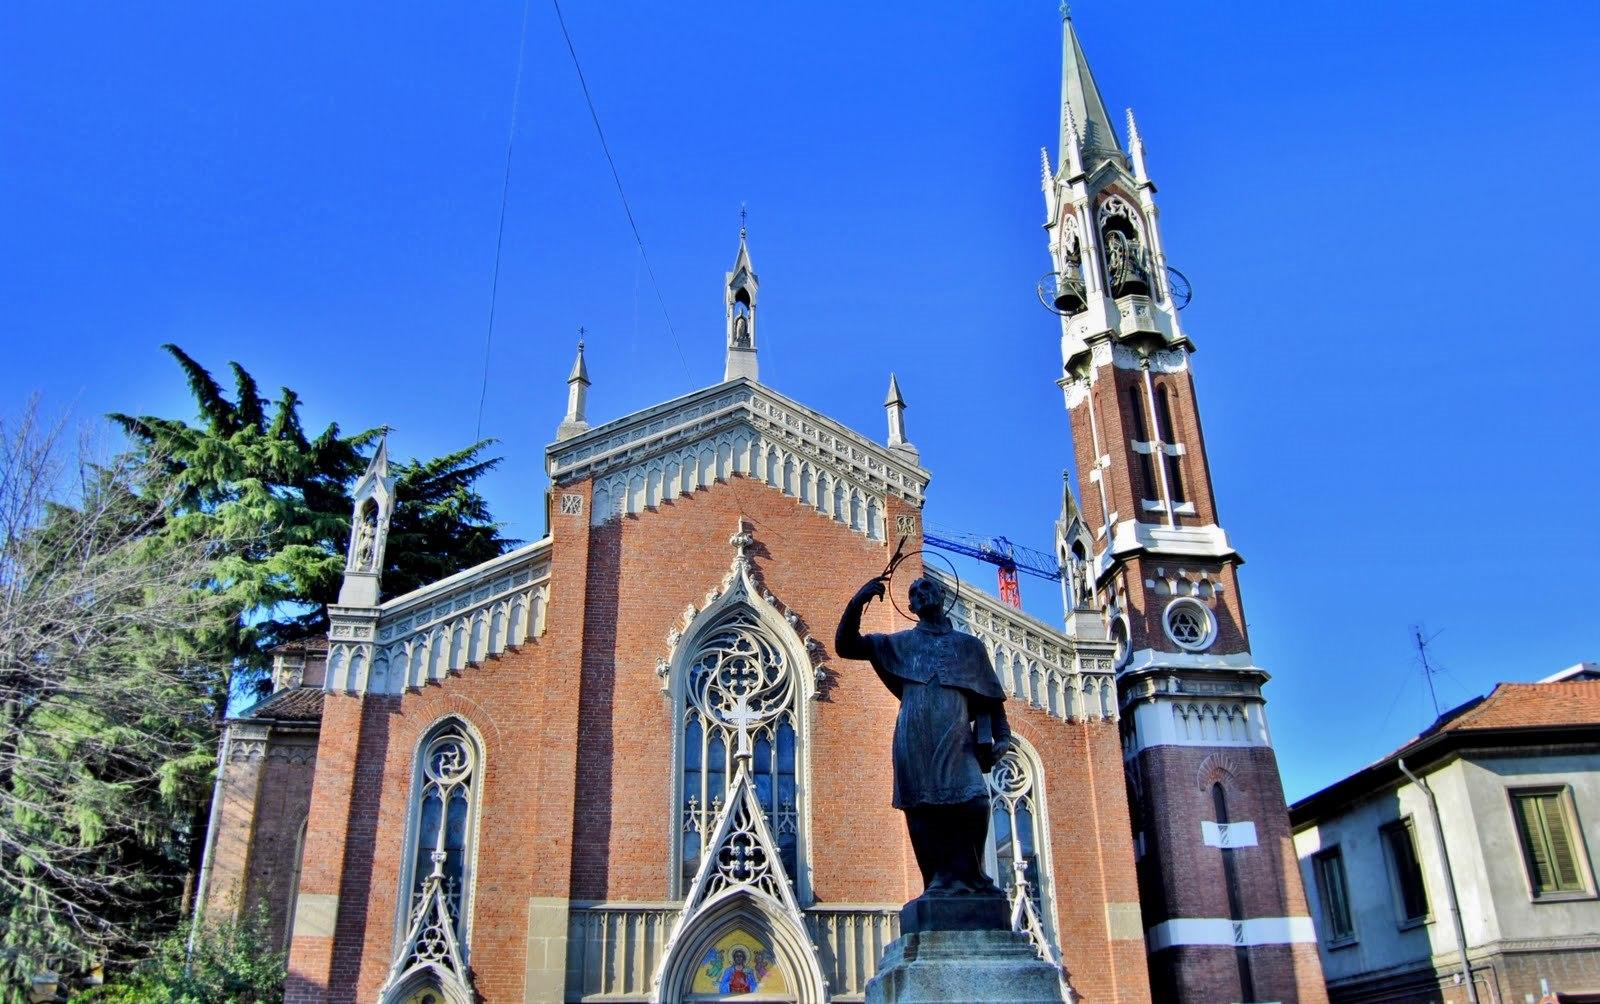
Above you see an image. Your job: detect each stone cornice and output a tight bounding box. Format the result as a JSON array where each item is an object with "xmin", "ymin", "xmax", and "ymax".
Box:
[{"xmin": 545, "ymin": 378, "xmax": 930, "ymax": 507}]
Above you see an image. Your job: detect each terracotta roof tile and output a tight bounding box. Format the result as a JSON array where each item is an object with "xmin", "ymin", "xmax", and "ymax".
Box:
[
  {"xmin": 238, "ymin": 686, "xmax": 324, "ymax": 723},
  {"xmin": 1439, "ymin": 681, "xmax": 1600, "ymax": 732}
]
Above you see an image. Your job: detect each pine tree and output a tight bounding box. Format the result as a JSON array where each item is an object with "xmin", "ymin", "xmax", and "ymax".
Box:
[{"xmin": 111, "ymin": 344, "xmax": 514, "ymax": 702}]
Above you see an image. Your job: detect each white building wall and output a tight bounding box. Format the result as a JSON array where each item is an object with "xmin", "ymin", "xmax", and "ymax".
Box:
[
  {"xmin": 1294, "ymin": 750, "xmax": 1600, "ymax": 986},
  {"xmin": 1462, "ymin": 752, "xmax": 1600, "ymax": 940}
]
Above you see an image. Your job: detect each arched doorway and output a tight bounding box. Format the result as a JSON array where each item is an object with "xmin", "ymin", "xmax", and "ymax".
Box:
[{"xmin": 656, "ymin": 892, "xmax": 824, "ymax": 1004}]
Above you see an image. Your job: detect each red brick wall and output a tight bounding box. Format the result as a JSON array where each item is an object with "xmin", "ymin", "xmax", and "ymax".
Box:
[
  {"xmin": 1021, "ymin": 708, "xmax": 1151, "ymax": 1003},
  {"xmin": 1132, "ymin": 743, "xmax": 1326, "ymax": 1004},
  {"xmin": 244, "ymin": 733, "xmax": 318, "ymax": 949},
  {"xmin": 286, "ymin": 475, "xmax": 1155, "ymax": 1002}
]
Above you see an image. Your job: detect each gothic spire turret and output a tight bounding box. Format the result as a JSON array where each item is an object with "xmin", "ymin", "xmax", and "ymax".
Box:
[
  {"xmin": 557, "ymin": 335, "xmax": 591, "ymax": 441},
  {"xmin": 338, "ymin": 430, "xmax": 395, "ymax": 607},
  {"xmin": 883, "ymin": 373, "xmax": 918, "ymax": 462},
  {"xmin": 1057, "ymin": 3, "xmax": 1124, "ymax": 175},
  {"xmin": 724, "ymin": 213, "xmax": 759, "ymax": 382}
]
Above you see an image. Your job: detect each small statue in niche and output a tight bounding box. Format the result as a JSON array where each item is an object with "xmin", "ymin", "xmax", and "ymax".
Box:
[
  {"xmin": 731, "ymin": 311, "xmax": 751, "ymax": 348},
  {"xmin": 352, "ymin": 505, "xmax": 377, "ymax": 571},
  {"xmin": 836, "ymin": 569, "xmax": 1012, "ymax": 929}
]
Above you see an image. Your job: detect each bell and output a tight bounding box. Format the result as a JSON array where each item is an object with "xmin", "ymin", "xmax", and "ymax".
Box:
[{"xmin": 1053, "ymin": 280, "xmax": 1086, "ymax": 314}]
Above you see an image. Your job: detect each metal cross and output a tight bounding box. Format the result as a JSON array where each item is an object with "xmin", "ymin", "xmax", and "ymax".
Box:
[
  {"xmin": 576, "ymin": 325, "xmax": 587, "ymax": 350},
  {"xmin": 739, "ymin": 203, "xmax": 748, "ymax": 239}
]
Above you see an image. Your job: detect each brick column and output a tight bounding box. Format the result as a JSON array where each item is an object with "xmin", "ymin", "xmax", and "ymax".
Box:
[
  {"xmin": 522, "ymin": 481, "xmax": 596, "ymax": 1001},
  {"xmin": 284, "ymin": 694, "xmax": 366, "ymax": 1004},
  {"xmin": 201, "ymin": 722, "xmax": 269, "ymax": 923}
]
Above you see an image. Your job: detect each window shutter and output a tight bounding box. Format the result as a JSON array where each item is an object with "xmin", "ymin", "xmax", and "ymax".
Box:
[
  {"xmin": 1517, "ymin": 793, "xmax": 1556, "ymax": 891},
  {"xmin": 1542, "ymin": 795, "xmax": 1583, "ymax": 891}
]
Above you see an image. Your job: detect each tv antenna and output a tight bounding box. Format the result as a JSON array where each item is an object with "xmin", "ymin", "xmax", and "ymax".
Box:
[{"xmin": 1412, "ymin": 624, "xmax": 1445, "ymax": 717}]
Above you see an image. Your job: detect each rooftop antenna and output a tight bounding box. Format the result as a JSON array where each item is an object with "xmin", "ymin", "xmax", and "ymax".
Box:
[{"xmin": 1413, "ymin": 624, "xmax": 1445, "ymax": 717}]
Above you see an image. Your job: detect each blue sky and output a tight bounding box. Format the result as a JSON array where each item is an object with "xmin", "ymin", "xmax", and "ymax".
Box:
[{"xmin": 3, "ymin": 2, "xmax": 1597, "ymax": 801}]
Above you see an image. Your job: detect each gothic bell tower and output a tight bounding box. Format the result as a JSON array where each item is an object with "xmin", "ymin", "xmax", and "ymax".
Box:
[{"xmin": 1042, "ymin": 8, "xmax": 1326, "ymax": 1002}]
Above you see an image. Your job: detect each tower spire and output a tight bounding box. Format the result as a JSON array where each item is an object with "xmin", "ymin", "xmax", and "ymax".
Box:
[
  {"xmin": 724, "ymin": 216, "xmax": 759, "ymax": 382},
  {"xmin": 557, "ymin": 332, "xmax": 591, "ymax": 441},
  {"xmin": 1057, "ymin": 5, "xmax": 1124, "ymax": 174}
]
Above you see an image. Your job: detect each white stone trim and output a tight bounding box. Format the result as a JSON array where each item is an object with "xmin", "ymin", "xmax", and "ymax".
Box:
[
  {"xmin": 326, "ymin": 545, "xmax": 551, "ymax": 696},
  {"xmin": 1145, "ymin": 916, "xmax": 1316, "ymax": 951},
  {"xmin": 1122, "ymin": 696, "xmax": 1270, "ymax": 758},
  {"xmin": 1120, "ymin": 648, "xmax": 1266, "ymax": 676},
  {"xmin": 1101, "ymin": 520, "xmax": 1236, "ymax": 571},
  {"xmin": 1202, "ymin": 820, "xmax": 1259, "ymax": 849},
  {"xmin": 930, "ymin": 568, "xmax": 1118, "ymax": 722},
  {"xmin": 546, "ymin": 379, "xmax": 928, "ymax": 512},
  {"xmin": 586, "ymin": 422, "xmax": 888, "ymax": 543}
]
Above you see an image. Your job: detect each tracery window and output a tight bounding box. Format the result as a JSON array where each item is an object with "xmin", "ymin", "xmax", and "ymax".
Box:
[
  {"xmin": 986, "ymin": 747, "xmax": 1053, "ymax": 944},
  {"xmin": 679, "ymin": 606, "xmax": 801, "ymax": 892},
  {"xmin": 402, "ymin": 721, "xmax": 480, "ymax": 944}
]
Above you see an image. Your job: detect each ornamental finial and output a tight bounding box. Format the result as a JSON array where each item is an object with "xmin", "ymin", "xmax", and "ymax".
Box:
[
  {"xmin": 739, "ymin": 203, "xmax": 748, "ymax": 240},
  {"xmin": 1060, "ymin": 0, "xmax": 1071, "ymax": 20}
]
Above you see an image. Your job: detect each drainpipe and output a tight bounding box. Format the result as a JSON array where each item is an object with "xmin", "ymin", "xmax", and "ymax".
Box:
[
  {"xmin": 187, "ymin": 724, "xmax": 233, "ymax": 959},
  {"xmin": 1397, "ymin": 757, "xmax": 1479, "ymax": 1004}
]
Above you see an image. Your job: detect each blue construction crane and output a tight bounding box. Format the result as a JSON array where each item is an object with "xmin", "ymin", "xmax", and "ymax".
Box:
[{"xmin": 921, "ymin": 523, "xmax": 1061, "ymax": 609}]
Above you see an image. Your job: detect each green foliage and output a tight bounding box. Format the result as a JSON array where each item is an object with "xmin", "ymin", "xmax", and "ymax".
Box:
[
  {"xmin": 111, "ymin": 344, "xmax": 513, "ymax": 700},
  {"xmin": 0, "ymin": 417, "xmax": 223, "ymax": 1003},
  {"xmin": 3, "ymin": 348, "xmax": 510, "ymax": 998},
  {"xmin": 68, "ymin": 907, "xmax": 285, "ymax": 1004}
]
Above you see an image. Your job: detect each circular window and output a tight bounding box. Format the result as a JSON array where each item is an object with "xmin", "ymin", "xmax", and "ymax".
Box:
[{"xmin": 1163, "ymin": 598, "xmax": 1215, "ymax": 651}]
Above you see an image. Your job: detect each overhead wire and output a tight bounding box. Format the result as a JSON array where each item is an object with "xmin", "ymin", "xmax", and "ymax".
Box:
[
  {"xmin": 474, "ymin": 0, "xmax": 534, "ymax": 442},
  {"xmin": 549, "ymin": 0, "xmax": 690, "ymax": 375},
  {"xmin": 548, "ymin": 0, "xmax": 787, "ymax": 533}
]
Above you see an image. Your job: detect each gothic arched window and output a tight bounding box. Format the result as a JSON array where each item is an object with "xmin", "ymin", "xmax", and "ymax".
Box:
[
  {"xmin": 986, "ymin": 745, "xmax": 1056, "ymax": 950},
  {"xmin": 400, "ymin": 720, "xmax": 481, "ymax": 947},
  {"xmin": 1126, "ymin": 386, "xmax": 1157, "ymax": 501},
  {"xmin": 1155, "ymin": 385, "xmax": 1186, "ymax": 504},
  {"xmin": 678, "ymin": 606, "xmax": 802, "ymax": 894}
]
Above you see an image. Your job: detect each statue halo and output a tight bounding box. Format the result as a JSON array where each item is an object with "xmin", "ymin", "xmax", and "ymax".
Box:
[{"xmin": 887, "ymin": 548, "xmax": 962, "ymax": 622}]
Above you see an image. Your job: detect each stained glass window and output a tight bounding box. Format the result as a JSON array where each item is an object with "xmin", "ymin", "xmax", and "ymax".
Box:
[
  {"xmin": 987, "ymin": 748, "xmax": 1052, "ymax": 944},
  {"xmin": 679, "ymin": 608, "xmax": 801, "ymax": 892},
  {"xmin": 405, "ymin": 722, "xmax": 479, "ymax": 942}
]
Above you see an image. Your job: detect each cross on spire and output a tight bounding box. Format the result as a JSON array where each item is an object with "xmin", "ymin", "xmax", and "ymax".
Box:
[{"xmin": 739, "ymin": 203, "xmax": 748, "ymax": 239}]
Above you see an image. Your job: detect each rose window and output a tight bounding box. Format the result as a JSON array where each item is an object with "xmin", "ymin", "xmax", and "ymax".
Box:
[{"xmin": 1163, "ymin": 599, "xmax": 1215, "ymax": 651}]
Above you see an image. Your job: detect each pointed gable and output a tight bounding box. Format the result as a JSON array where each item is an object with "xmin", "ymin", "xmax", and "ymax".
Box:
[{"xmin": 548, "ymin": 378, "xmax": 929, "ymax": 538}]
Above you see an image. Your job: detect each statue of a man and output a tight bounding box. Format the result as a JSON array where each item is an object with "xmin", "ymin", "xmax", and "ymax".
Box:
[{"xmin": 836, "ymin": 574, "xmax": 1012, "ymax": 905}]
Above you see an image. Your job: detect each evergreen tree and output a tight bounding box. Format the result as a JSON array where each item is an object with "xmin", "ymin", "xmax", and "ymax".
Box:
[
  {"xmin": 111, "ymin": 344, "xmax": 513, "ymax": 701},
  {"xmin": 0, "ymin": 408, "xmax": 223, "ymax": 1001}
]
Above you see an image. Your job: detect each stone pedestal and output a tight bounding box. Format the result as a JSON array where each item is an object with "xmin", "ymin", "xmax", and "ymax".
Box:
[{"xmin": 865, "ymin": 929, "xmax": 1066, "ymax": 1004}]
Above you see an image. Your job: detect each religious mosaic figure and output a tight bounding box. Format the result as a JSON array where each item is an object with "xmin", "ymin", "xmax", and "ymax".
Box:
[{"xmin": 836, "ymin": 573, "xmax": 1012, "ymax": 901}]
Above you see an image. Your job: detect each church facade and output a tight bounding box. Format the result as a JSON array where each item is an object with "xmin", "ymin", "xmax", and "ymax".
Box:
[{"xmin": 195, "ymin": 11, "xmax": 1327, "ymax": 1003}]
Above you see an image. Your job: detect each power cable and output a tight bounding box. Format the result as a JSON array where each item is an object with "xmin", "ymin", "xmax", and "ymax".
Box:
[
  {"xmin": 549, "ymin": 0, "xmax": 690, "ymax": 374},
  {"xmin": 474, "ymin": 0, "xmax": 534, "ymax": 441}
]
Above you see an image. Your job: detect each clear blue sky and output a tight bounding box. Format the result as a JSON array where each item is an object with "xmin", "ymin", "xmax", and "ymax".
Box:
[{"xmin": 3, "ymin": 2, "xmax": 1597, "ymax": 801}]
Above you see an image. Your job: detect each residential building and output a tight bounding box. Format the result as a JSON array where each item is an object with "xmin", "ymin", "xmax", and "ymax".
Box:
[{"xmin": 1291, "ymin": 678, "xmax": 1600, "ymax": 1003}]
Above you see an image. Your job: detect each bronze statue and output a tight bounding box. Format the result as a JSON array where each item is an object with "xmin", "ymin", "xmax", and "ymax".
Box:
[{"xmin": 836, "ymin": 569, "xmax": 1013, "ymax": 929}]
